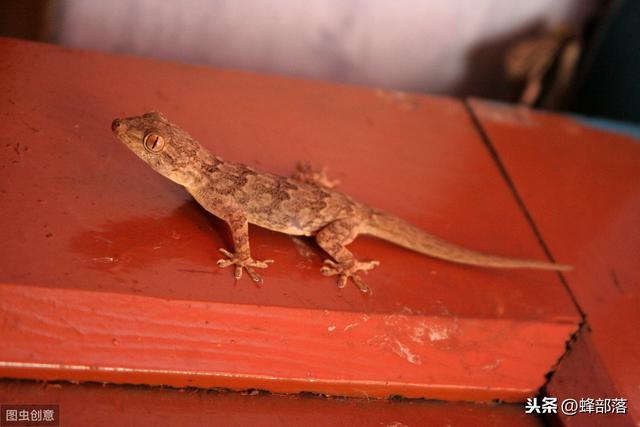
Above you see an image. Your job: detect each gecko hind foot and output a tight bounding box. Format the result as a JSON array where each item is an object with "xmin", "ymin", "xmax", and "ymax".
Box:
[
  {"xmin": 320, "ymin": 259, "xmax": 380, "ymax": 293},
  {"xmin": 292, "ymin": 163, "xmax": 340, "ymax": 189},
  {"xmin": 217, "ymin": 248, "xmax": 274, "ymax": 284}
]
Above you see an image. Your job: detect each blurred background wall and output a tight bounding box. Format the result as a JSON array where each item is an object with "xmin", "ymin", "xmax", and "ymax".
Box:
[
  {"xmin": 2, "ymin": 0, "xmax": 637, "ymax": 123},
  {"xmin": 52, "ymin": 0, "xmax": 598, "ymax": 98}
]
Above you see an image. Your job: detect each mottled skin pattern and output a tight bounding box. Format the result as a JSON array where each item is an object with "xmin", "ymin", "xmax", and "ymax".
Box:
[{"xmin": 112, "ymin": 112, "xmax": 571, "ymax": 293}]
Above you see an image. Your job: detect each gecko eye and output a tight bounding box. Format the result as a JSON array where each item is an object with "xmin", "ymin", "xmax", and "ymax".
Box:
[{"xmin": 143, "ymin": 133, "xmax": 165, "ymax": 153}]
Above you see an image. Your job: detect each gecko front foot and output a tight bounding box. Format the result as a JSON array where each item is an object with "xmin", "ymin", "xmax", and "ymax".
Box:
[
  {"xmin": 217, "ymin": 248, "xmax": 274, "ymax": 284},
  {"xmin": 320, "ymin": 259, "xmax": 380, "ymax": 293}
]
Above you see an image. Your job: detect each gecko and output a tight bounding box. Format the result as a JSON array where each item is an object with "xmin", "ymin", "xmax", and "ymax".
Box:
[{"xmin": 111, "ymin": 112, "xmax": 571, "ymax": 293}]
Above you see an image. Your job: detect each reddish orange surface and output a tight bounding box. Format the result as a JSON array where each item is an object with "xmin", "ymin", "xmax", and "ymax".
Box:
[
  {"xmin": 0, "ymin": 380, "xmax": 543, "ymax": 427},
  {"xmin": 544, "ymin": 326, "xmax": 632, "ymax": 427},
  {"xmin": 0, "ymin": 38, "xmax": 578, "ymax": 401},
  {"xmin": 470, "ymin": 99, "xmax": 640, "ymax": 423},
  {"xmin": 0, "ymin": 283, "xmax": 576, "ymax": 401}
]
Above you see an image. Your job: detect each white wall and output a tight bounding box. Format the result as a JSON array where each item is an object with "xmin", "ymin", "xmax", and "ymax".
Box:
[{"xmin": 56, "ymin": 0, "xmax": 599, "ymax": 97}]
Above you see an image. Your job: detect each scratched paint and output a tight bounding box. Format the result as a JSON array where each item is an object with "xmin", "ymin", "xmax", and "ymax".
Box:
[
  {"xmin": 366, "ymin": 311, "xmax": 461, "ymax": 365},
  {"xmin": 367, "ymin": 334, "xmax": 422, "ymax": 366}
]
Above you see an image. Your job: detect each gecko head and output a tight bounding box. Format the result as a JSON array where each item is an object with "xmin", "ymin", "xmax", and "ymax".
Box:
[{"xmin": 111, "ymin": 112, "xmax": 204, "ymax": 187}]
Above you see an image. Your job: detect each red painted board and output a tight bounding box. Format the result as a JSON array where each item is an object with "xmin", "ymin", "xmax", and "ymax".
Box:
[
  {"xmin": 0, "ymin": 380, "xmax": 544, "ymax": 427},
  {"xmin": 0, "ymin": 38, "xmax": 578, "ymax": 400},
  {"xmin": 0, "ymin": 283, "xmax": 576, "ymax": 401},
  {"xmin": 469, "ymin": 99, "xmax": 640, "ymax": 423},
  {"xmin": 544, "ymin": 326, "xmax": 634, "ymax": 427}
]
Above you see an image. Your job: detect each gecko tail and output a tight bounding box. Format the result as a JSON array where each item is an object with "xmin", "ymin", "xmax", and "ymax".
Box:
[{"xmin": 362, "ymin": 209, "xmax": 572, "ymax": 272}]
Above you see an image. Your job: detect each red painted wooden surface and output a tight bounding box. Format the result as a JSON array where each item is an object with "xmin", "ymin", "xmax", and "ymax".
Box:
[
  {"xmin": 544, "ymin": 326, "xmax": 632, "ymax": 427},
  {"xmin": 0, "ymin": 38, "xmax": 578, "ymax": 401},
  {"xmin": 0, "ymin": 380, "xmax": 543, "ymax": 427},
  {"xmin": 469, "ymin": 99, "xmax": 640, "ymax": 425},
  {"xmin": 0, "ymin": 283, "xmax": 576, "ymax": 401}
]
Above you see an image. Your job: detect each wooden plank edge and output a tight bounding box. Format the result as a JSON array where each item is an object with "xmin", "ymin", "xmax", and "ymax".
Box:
[{"xmin": 0, "ymin": 282, "xmax": 579, "ymax": 402}]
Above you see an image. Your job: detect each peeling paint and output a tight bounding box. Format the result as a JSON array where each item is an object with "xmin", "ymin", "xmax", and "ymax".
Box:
[
  {"xmin": 91, "ymin": 256, "xmax": 117, "ymax": 264},
  {"xmin": 343, "ymin": 322, "xmax": 359, "ymax": 331},
  {"xmin": 481, "ymin": 358, "xmax": 503, "ymax": 371},
  {"xmin": 409, "ymin": 324, "xmax": 425, "ymax": 344},
  {"xmin": 368, "ymin": 311, "xmax": 462, "ymax": 365},
  {"xmin": 368, "ymin": 334, "xmax": 422, "ymax": 366},
  {"xmin": 427, "ymin": 325, "xmax": 449, "ymax": 342},
  {"xmin": 391, "ymin": 339, "xmax": 422, "ymax": 365}
]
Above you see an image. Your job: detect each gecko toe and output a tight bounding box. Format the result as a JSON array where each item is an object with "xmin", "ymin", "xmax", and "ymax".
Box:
[
  {"xmin": 251, "ymin": 259, "xmax": 274, "ymax": 269},
  {"xmin": 320, "ymin": 259, "xmax": 378, "ymax": 293},
  {"xmin": 337, "ymin": 275, "xmax": 348, "ymax": 288},
  {"xmin": 217, "ymin": 259, "xmax": 233, "ymax": 268},
  {"xmin": 320, "ymin": 266, "xmax": 338, "ymax": 276},
  {"xmin": 218, "ymin": 248, "xmax": 234, "ymax": 258},
  {"xmin": 320, "ymin": 259, "xmax": 340, "ymax": 276},
  {"xmin": 216, "ymin": 249, "xmax": 272, "ymax": 285},
  {"xmin": 246, "ymin": 267, "xmax": 263, "ymax": 284},
  {"xmin": 352, "ymin": 275, "xmax": 371, "ymax": 293},
  {"xmin": 358, "ymin": 260, "xmax": 380, "ymax": 271}
]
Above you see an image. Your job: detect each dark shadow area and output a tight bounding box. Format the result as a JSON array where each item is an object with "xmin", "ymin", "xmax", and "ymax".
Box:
[
  {"xmin": 0, "ymin": 0, "xmax": 55, "ymax": 41},
  {"xmin": 451, "ymin": 20, "xmax": 546, "ymax": 100},
  {"xmin": 571, "ymin": 0, "xmax": 640, "ymax": 124}
]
